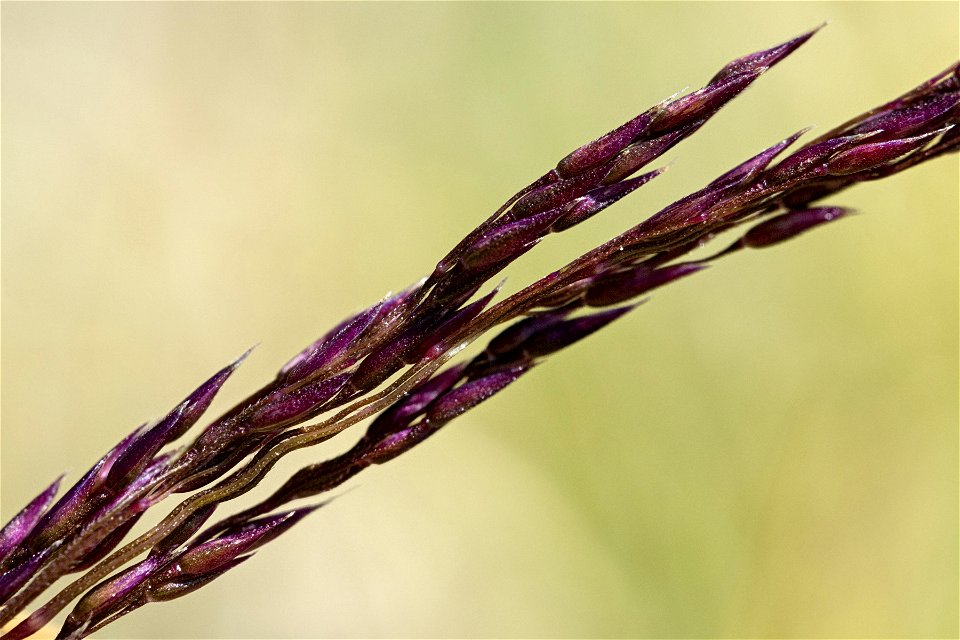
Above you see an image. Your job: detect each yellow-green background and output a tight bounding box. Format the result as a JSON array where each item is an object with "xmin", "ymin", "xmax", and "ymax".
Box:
[{"xmin": 2, "ymin": 3, "xmax": 957, "ymax": 638}]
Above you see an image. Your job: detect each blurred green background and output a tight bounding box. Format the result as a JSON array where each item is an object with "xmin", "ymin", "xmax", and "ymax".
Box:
[{"xmin": 2, "ymin": 3, "xmax": 957, "ymax": 638}]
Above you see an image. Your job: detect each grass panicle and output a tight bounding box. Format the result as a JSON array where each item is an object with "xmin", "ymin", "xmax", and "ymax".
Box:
[{"xmin": 1, "ymin": 26, "xmax": 957, "ymax": 639}]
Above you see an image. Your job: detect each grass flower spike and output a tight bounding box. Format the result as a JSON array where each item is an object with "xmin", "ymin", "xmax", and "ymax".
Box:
[{"xmin": 1, "ymin": 24, "xmax": 956, "ymax": 639}]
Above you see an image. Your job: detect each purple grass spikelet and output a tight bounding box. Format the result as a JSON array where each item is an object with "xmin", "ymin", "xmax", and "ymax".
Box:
[
  {"xmin": 740, "ymin": 207, "xmax": 851, "ymax": 248},
  {"xmin": 825, "ymin": 127, "xmax": 951, "ymax": 175},
  {"xmin": 0, "ymin": 477, "xmax": 63, "ymax": 568},
  {"xmin": 584, "ymin": 263, "xmax": 707, "ymax": 307}
]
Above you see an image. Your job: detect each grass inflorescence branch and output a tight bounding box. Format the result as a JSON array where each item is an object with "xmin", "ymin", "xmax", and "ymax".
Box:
[{"xmin": 1, "ymin": 25, "xmax": 957, "ymax": 639}]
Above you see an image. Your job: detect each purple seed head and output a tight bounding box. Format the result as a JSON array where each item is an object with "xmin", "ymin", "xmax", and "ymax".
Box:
[
  {"xmin": 741, "ymin": 207, "xmax": 850, "ymax": 248},
  {"xmin": 347, "ymin": 332, "xmax": 421, "ymax": 394},
  {"xmin": 362, "ymin": 421, "xmax": 437, "ymax": 465},
  {"xmin": 61, "ymin": 556, "xmax": 161, "ymax": 636},
  {"xmin": 0, "ymin": 474, "xmax": 63, "ymax": 565},
  {"xmin": 555, "ymin": 108, "xmax": 661, "ymax": 179},
  {"xmin": 650, "ymin": 70, "xmax": 761, "ymax": 135},
  {"xmin": 764, "ymin": 132, "xmax": 877, "ymax": 185},
  {"xmin": 411, "ymin": 284, "xmax": 502, "ymax": 362},
  {"xmin": 249, "ymin": 373, "xmax": 351, "ymax": 429},
  {"xmin": 281, "ymin": 300, "xmax": 384, "ymax": 383},
  {"xmin": 600, "ymin": 131, "xmax": 685, "ymax": 185},
  {"xmin": 851, "ymin": 93, "xmax": 960, "ymax": 140},
  {"xmin": 103, "ymin": 452, "xmax": 176, "ymax": 516},
  {"xmin": 555, "ymin": 27, "xmax": 821, "ymax": 180},
  {"xmin": 710, "ymin": 24, "xmax": 824, "ymax": 83},
  {"xmin": 414, "ymin": 265, "xmax": 491, "ymax": 318},
  {"xmin": 552, "ymin": 167, "xmax": 667, "ymax": 233},
  {"xmin": 461, "ymin": 210, "xmax": 560, "ymax": 271},
  {"xmin": 263, "ymin": 459, "xmax": 362, "ymax": 507},
  {"xmin": 372, "ymin": 280, "xmax": 428, "ymax": 332},
  {"xmin": 708, "ymin": 127, "xmax": 810, "ymax": 189},
  {"xmin": 147, "ymin": 556, "xmax": 250, "ymax": 603},
  {"xmin": 521, "ymin": 305, "xmax": 637, "ymax": 358},
  {"xmin": 172, "ymin": 508, "xmax": 315, "ymax": 579},
  {"xmin": 216, "ymin": 506, "xmax": 319, "ymax": 551},
  {"xmin": 365, "ymin": 363, "xmax": 469, "ymax": 441},
  {"xmin": 584, "ymin": 263, "xmax": 706, "ymax": 307},
  {"xmin": 426, "ymin": 366, "xmax": 529, "ymax": 424},
  {"xmin": 6, "ymin": 28, "xmax": 956, "ymax": 640},
  {"xmin": 509, "ymin": 168, "xmax": 607, "ymax": 220},
  {"xmin": 106, "ymin": 352, "xmax": 247, "ymax": 491},
  {"xmin": 632, "ymin": 185, "xmax": 727, "ymax": 238},
  {"xmin": 825, "ymin": 128, "xmax": 948, "ymax": 176},
  {"xmin": 0, "ymin": 547, "xmax": 55, "ymax": 603},
  {"xmin": 46, "ymin": 455, "xmax": 175, "ymax": 571},
  {"xmin": 27, "ymin": 429, "xmax": 140, "ymax": 549},
  {"xmin": 69, "ymin": 513, "xmax": 145, "ymax": 573},
  {"xmin": 486, "ymin": 309, "xmax": 574, "ymax": 357}
]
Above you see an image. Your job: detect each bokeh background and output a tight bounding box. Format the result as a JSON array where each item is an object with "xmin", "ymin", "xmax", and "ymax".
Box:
[{"xmin": 2, "ymin": 3, "xmax": 957, "ymax": 638}]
